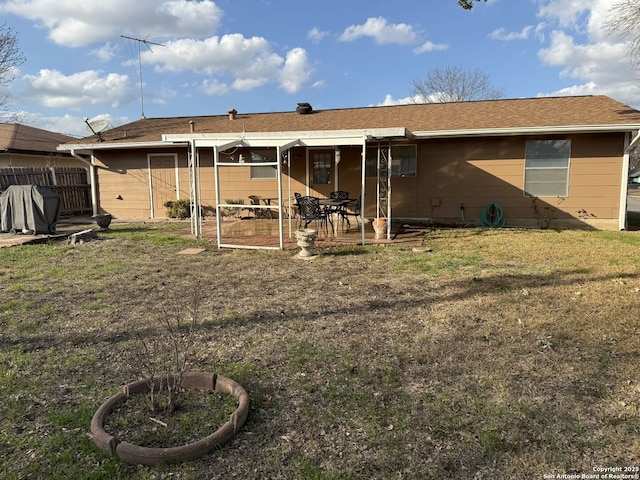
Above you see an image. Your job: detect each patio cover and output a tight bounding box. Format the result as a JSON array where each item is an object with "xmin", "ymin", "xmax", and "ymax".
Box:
[
  {"xmin": 0, "ymin": 185, "xmax": 61, "ymax": 234},
  {"xmin": 163, "ymin": 128, "xmax": 409, "ymax": 249}
]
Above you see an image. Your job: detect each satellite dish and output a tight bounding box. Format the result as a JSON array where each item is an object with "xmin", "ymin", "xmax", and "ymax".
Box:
[{"xmin": 83, "ymin": 117, "xmax": 109, "ymax": 142}]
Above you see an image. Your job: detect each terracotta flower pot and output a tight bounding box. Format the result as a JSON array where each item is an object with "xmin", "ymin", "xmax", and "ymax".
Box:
[
  {"xmin": 372, "ymin": 218, "xmax": 387, "ymax": 239},
  {"xmin": 91, "ymin": 372, "xmax": 249, "ymax": 466}
]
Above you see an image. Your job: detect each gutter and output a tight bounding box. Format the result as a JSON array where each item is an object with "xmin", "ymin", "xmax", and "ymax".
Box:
[
  {"xmin": 412, "ymin": 124, "xmax": 640, "ymax": 139},
  {"xmin": 59, "ymin": 140, "xmax": 187, "ymax": 151}
]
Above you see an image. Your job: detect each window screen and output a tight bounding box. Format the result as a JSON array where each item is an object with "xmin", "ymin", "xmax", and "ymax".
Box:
[{"xmin": 524, "ymin": 140, "xmax": 570, "ymax": 197}]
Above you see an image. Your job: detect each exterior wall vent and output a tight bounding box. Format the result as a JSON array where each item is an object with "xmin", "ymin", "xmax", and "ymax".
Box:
[{"xmin": 296, "ymin": 103, "xmax": 313, "ymax": 114}]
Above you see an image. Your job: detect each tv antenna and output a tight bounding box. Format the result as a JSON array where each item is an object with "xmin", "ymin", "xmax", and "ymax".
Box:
[
  {"xmin": 83, "ymin": 117, "xmax": 109, "ymax": 142},
  {"xmin": 121, "ymin": 34, "xmax": 164, "ymax": 119}
]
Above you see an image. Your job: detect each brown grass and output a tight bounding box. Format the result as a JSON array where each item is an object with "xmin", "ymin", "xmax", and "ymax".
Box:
[{"xmin": 1, "ymin": 223, "xmax": 640, "ymax": 479}]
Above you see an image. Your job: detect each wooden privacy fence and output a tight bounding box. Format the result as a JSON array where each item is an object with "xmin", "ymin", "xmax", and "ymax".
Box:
[{"xmin": 0, "ymin": 167, "xmax": 91, "ymax": 215}]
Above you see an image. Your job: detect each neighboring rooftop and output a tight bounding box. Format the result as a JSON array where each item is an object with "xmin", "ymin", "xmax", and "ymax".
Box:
[
  {"xmin": 0, "ymin": 123, "xmax": 76, "ymax": 154},
  {"xmin": 67, "ymin": 95, "xmax": 640, "ymax": 146}
]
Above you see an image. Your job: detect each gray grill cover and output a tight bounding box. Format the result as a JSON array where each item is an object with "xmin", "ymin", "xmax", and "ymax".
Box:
[{"xmin": 0, "ymin": 185, "xmax": 61, "ymax": 234}]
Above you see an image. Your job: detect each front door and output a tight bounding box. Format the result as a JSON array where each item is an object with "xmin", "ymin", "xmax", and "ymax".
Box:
[
  {"xmin": 310, "ymin": 150, "xmax": 335, "ymax": 197},
  {"xmin": 149, "ymin": 154, "xmax": 178, "ymax": 218}
]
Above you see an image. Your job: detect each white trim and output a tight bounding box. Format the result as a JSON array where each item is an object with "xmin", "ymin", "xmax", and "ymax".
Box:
[
  {"xmin": 58, "ymin": 124, "xmax": 640, "ymax": 152},
  {"xmin": 412, "ymin": 124, "xmax": 640, "ymax": 139},
  {"xmin": 59, "ymin": 141, "xmax": 184, "ymax": 151},
  {"xmin": 621, "ymin": 132, "xmax": 633, "ymax": 230},
  {"xmin": 164, "ymin": 128, "xmax": 408, "ymax": 147}
]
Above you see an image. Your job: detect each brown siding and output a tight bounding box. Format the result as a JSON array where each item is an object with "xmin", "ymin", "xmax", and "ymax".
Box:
[
  {"xmin": 92, "ymin": 132, "xmax": 627, "ymax": 229},
  {"xmin": 96, "ymin": 150, "xmax": 150, "ymax": 218},
  {"xmin": 412, "ymin": 133, "xmax": 625, "ymax": 228}
]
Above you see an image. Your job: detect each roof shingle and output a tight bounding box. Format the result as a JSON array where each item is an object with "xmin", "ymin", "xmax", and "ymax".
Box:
[{"xmin": 70, "ymin": 95, "xmax": 640, "ymax": 145}]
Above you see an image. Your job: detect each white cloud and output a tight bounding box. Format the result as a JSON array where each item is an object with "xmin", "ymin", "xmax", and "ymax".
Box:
[
  {"xmin": 201, "ymin": 79, "xmax": 229, "ymax": 95},
  {"xmin": 21, "ymin": 69, "xmax": 133, "ymax": 110},
  {"xmin": 413, "ymin": 41, "xmax": 448, "ymax": 54},
  {"xmin": 339, "ymin": 17, "xmax": 420, "ymax": 45},
  {"xmin": 148, "ymin": 35, "xmax": 280, "ymax": 74},
  {"xmin": 231, "ymin": 77, "xmax": 268, "ymax": 91},
  {"xmin": 0, "ymin": 0, "xmax": 223, "ymax": 47},
  {"xmin": 536, "ymin": 0, "xmax": 596, "ymax": 28},
  {"xmin": 376, "ymin": 94, "xmax": 423, "ymax": 106},
  {"xmin": 279, "ymin": 48, "xmax": 312, "ymax": 94},
  {"xmin": 307, "ymin": 27, "xmax": 329, "ymax": 44},
  {"xmin": 91, "ymin": 43, "xmax": 119, "ymax": 62},
  {"xmin": 12, "ymin": 112, "xmax": 129, "ymax": 137},
  {"xmin": 489, "ymin": 25, "xmax": 535, "ymax": 41},
  {"xmin": 535, "ymin": 0, "xmax": 640, "ymax": 107},
  {"xmin": 151, "ymin": 86, "xmax": 177, "ymax": 105},
  {"xmin": 145, "ymin": 35, "xmax": 312, "ymax": 94}
]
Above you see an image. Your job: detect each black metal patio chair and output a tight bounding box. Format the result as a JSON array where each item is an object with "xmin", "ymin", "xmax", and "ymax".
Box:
[
  {"xmin": 297, "ymin": 196, "xmax": 331, "ymax": 234},
  {"xmin": 341, "ymin": 195, "xmax": 362, "ymax": 228}
]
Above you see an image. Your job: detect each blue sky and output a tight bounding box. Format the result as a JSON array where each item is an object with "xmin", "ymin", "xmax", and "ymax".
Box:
[{"xmin": 0, "ymin": 0, "xmax": 638, "ymax": 137}]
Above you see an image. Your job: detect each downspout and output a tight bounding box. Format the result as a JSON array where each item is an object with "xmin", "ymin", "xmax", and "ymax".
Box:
[
  {"xmin": 621, "ymin": 129, "xmax": 640, "ymax": 230},
  {"xmin": 387, "ymin": 141, "xmax": 392, "ymax": 240},
  {"xmin": 70, "ymin": 149, "xmax": 98, "ymax": 216},
  {"xmin": 276, "ymin": 145, "xmax": 284, "ymax": 250},
  {"xmin": 361, "ymin": 137, "xmax": 367, "ymax": 245}
]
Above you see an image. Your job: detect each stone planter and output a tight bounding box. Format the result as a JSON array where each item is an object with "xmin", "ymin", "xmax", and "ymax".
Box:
[
  {"xmin": 92, "ymin": 213, "xmax": 112, "ymax": 229},
  {"xmin": 372, "ymin": 218, "xmax": 387, "ymax": 239},
  {"xmin": 91, "ymin": 372, "xmax": 249, "ymax": 466},
  {"xmin": 295, "ymin": 228, "xmax": 318, "ymax": 257}
]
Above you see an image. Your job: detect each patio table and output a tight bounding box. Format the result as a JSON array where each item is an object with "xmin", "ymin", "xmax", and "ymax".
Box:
[
  {"xmin": 258, "ymin": 196, "xmax": 278, "ymax": 219},
  {"xmin": 319, "ymin": 198, "xmax": 351, "ymax": 232}
]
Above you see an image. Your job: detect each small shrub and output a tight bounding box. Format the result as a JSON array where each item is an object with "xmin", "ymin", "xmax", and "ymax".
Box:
[
  {"xmin": 124, "ymin": 286, "xmax": 203, "ymax": 414},
  {"xmin": 164, "ymin": 199, "xmax": 191, "ymax": 219},
  {"xmin": 531, "ymin": 196, "xmax": 563, "ymax": 229},
  {"xmin": 221, "ymin": 199, "xmax": 245, "ymax": 218}
]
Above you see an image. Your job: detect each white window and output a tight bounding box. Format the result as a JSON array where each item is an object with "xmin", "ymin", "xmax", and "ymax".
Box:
[
  {"xmin": 524, "ymin": 140, "xmax": 570, "ymax": 197},
  {"xmin": 313, "ymin": 152, "xmax": 332, "ymax": 184},
  {"xmin": 250, "ymin": 150, "xmax": 276, "ymax": 179},
  {"xmin": 365, "ymin": 145, "xmax": 417, "ymax": 177}
]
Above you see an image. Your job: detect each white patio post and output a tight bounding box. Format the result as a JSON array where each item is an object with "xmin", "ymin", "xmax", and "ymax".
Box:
[{"xmin": 360, "ymin": 137, "xmax": 367, "ymax": 245}]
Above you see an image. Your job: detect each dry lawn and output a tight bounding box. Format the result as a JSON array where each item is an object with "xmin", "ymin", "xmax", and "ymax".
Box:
[{"xmin": 1, "ymin": 223, "xmax": 640, "ymax": 479}]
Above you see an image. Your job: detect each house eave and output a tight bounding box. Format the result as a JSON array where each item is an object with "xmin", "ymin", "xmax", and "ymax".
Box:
[
  {"xmin": 412, "ymin": 124, "xmax": 640, "ymax": 139},
  {"xmin": 58, "ymin": 141, "xmax": 188, "ymax": 152},
  {"xmin": 56, "ymin": 124, "xmax": 640, "ymax": 152}
]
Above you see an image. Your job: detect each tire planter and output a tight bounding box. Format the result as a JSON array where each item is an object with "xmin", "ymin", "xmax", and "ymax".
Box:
[{"xmin": 91, "ymin": 372, "xmax": 249, "ymax": 466}]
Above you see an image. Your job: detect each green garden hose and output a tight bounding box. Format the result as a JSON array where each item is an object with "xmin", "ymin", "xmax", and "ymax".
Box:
[{"xmin": 480, "ymin": 202, "xmax": 505, "ymax": 228}]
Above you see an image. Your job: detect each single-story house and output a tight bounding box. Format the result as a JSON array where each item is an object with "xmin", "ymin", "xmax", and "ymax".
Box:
[
  {"xmin": 0, "ymin": 123, "xmax": 81, "ymax": 168},
  {"xmin": 58, "ymin": 95, "xmax": 640, "ymax": 248}
]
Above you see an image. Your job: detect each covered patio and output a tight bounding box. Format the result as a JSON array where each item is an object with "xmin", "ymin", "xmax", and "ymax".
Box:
[
  {"xmin": 201, "ymin": 217, "xmax": 428, "ymax": 250},
  {"xmin": 162, "ymin": 127, "xmax": 412, "ymax": 250}
]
